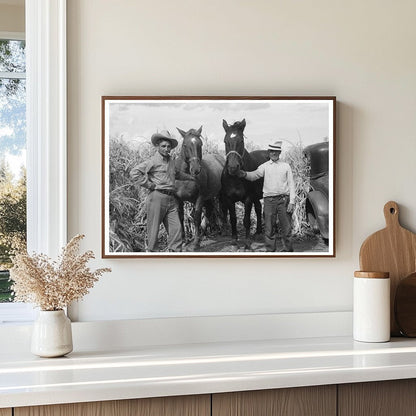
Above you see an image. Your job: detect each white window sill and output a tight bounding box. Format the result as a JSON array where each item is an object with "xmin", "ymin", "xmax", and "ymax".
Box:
[{"xmin": 0, "ymin": 303, "xmax": 36, "ymax": 324}]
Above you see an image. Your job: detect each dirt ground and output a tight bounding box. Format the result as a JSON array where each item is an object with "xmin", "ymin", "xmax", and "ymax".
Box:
[{"xmin": 183, "ymin": 231, "xmax": 328, "ymax": 253}]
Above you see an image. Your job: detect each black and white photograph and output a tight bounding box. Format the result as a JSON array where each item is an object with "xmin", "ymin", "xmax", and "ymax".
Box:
[{"xmin": 102, "ymin": 97, "xmax": 335, "ymax": 257}]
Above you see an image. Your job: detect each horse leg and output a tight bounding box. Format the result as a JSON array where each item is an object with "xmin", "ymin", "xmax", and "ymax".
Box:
[
  {"xmin": 254, "ymin": 199, "xmax": 263, "ymax": 235},
  {"xmin": 243, "ymin": 199, "xmax": 253, "ymax": 239},
  {"xmin": 229, "ymin": 202, "xmax": 238, "ymax": 240},
  {"xmin": 177, "ymin": 200, "xmax": 186, "ymax": 245},
  {"xmin": 203, "ymin": 199, "xmax": 214, "ymax": 235},
  {"xmin": 218, "ymin": 193, "xmax": 229, "ymax": 236},
  {"xmin": 191, "ymin": 196, "xmax": 204, "ymax": 250}
]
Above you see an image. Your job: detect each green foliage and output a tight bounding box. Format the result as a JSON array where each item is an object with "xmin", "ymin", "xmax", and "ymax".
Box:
[
  {"xmin": 0, "ymin": 161, "xmax": 26, "ymax": 269},
  {"xmin": 0, "ymin": 162, "xmax": 26, "ymax": 302},
  {"xmin": 0, "ymin": 270, "xmax": 12, "ymax": 302}
]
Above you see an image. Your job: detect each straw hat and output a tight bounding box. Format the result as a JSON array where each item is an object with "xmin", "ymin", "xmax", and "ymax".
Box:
[
  {"xmin": 151, "ymin": 130, "xmax": 178, "ymax": 149},
  {"xmin": 268, "ymin": 141, "xmax": 282, "ymax": 151}
]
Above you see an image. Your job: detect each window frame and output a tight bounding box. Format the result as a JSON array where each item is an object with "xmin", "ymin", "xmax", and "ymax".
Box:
[
  {"xmin": 26, "ymin": 0, "xmax": 67, "ymax": 257},
  {"xmin": 0, "ymin": 0, "xmax": 67, "ymax": 323}
]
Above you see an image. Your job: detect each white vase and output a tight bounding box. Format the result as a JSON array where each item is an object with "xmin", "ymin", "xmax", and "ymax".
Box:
[{"xmin": 31, "ymin": 310, "xmax": 73, "ymax": 357}]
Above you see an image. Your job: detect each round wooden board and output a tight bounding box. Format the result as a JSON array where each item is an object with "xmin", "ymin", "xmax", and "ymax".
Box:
[
  {"xmin": 360, "ymin": 201, "xmax": 416, "ymax": 335},
  {"xmin": 395, "ymin": 272, "xmax": 416, "ymax": 337}
]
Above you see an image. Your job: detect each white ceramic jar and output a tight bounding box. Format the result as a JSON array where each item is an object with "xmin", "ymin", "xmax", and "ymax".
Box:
[{"xmin": 353, "ymin": 271, "xmax": 390, "ymax": 343}]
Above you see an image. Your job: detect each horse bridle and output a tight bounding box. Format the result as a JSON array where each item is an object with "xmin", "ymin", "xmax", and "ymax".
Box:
[
  {"xmin": 225, "ymin": 148, "xmax": 246, "ymax": 161},
  {"xmin": 183, "ymin": 135, "xmax": 202, "ymax": 165},
  {"xmin": 225, "ymin": 132, "xmax": 248, "ymax": 162}
]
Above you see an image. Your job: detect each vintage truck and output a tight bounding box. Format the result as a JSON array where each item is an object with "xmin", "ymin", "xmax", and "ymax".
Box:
[{"xmin": 303, "ymin": 141, "xmax": 329, "ymax": 244}]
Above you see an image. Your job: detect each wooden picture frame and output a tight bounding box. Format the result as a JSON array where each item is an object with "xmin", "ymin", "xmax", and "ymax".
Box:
[{"xmin": 102, "ymin": 96, "xmax": 336, "ymax": 258}]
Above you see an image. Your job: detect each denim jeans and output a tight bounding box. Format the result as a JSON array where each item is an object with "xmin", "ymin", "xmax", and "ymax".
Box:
[{"xmin": 264, "ymin": 195, "xmax": 293, "ymax": 252}]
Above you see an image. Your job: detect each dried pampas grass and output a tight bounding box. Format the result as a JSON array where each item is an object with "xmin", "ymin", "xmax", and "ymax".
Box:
[{"xmin": 10, "ymin": 234, "xmax": 111, "ymax": 311}]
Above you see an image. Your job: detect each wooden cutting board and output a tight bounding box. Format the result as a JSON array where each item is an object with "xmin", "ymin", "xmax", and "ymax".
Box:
[
  {"xmin": 359, "ymin": 201, "xmax": 416, "ymax": 336},
  {"xmin": 395, "ymin": 272, "xmax": 416, "ymax": 337}
]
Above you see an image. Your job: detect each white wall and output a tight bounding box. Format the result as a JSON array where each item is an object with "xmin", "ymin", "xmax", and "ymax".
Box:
[{"xmin": 67, "ymin": 0, "xmax": 416, "ymax": 322}]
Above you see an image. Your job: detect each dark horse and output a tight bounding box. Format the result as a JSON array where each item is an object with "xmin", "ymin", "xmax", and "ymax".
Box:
[
  {"xmin": 220, "ymin": 119, "xmax": 269, "ymax": 239},
  {"xmin": 175, "ymin": 126, "xmax": 225, "ymax": 250}
]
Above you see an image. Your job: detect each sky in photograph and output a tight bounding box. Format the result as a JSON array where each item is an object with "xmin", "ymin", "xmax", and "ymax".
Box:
[{"xmin": 108, "ymin": 99, "xmax": 332, "ymax": 153}]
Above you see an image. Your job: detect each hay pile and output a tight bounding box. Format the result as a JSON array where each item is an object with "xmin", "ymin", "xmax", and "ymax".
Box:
[{"xmin": 282, "ymin": 142, "xmax": 312, "ymax": 237}]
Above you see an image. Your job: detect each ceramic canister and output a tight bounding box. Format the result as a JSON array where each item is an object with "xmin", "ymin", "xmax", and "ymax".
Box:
[
  {"xmin": 353, "ymin": 271, "xmax": 390, "ymax": 343},
  {"xmin": 31, "ymin": 310, "xmax": 73, "ymax": 357}
]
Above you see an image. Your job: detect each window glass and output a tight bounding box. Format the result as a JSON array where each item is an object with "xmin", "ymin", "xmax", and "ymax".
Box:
[
  {"xmin": 0, "ymin": 39, "xmax": 26, "ymax": 72},
  {"xmin": 0, "ymin": 38, "xmax": 26, "ymax": 304}
]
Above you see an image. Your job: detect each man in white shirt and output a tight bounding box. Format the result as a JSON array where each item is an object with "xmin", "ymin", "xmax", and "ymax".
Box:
[{"xmin": 239, "ymin": 141, "xmax": 295, "ymax": 252}]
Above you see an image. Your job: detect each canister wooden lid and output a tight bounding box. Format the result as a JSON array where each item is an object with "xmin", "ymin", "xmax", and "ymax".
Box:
[{"xmin": 354, "ymin": 271, "xmax": 390, "ymax": 279}]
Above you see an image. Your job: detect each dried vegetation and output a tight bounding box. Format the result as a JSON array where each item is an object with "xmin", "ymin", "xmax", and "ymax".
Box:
[{"xmin": 10, "ymin": 234, "xmax": 111, "ymax": 310}]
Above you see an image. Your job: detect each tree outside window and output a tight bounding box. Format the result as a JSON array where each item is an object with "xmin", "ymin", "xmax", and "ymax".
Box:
[{"xmin": 0, "ymin": 38, "xmax": 26, "ymax": 302}]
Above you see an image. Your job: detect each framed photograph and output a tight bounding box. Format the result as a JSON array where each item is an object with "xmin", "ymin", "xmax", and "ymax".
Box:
[{"xmin": 102, "ymin": 96, "xmax": 336, "ymax": 258}]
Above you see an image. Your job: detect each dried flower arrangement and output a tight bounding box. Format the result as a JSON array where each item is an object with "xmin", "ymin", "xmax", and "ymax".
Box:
[{"xmin": 10, "ymin": 234, "xmax": 111, "ymax": 311}]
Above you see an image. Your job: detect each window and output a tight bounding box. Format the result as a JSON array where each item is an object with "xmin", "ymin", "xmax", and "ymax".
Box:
[
  {"xmin": 0, "ymin": 34, "xmax": 27, "ymax": 313},
  {"xmin": 0, "ymin": 0, "xmax": 67, "ymax": 324}
]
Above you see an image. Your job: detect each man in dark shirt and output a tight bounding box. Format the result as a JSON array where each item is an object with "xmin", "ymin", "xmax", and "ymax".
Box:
[{"xmin": 130, "ymin": 131, "xmax": 183, "ymax": 252}]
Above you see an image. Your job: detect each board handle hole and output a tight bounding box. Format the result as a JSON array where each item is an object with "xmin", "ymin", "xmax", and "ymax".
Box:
[{"xmin": 390, "ymin": 207, "xmax": 396, "ymax": 214}]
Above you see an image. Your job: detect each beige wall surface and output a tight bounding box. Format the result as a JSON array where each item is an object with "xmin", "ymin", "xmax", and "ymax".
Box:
[
  {"xmin": 0, "ymin": 4, "xmax": 24, "ymax": 33},
  {"xmin": 67, "ymin": 0, "xmax": 416, "ymax": 322}
]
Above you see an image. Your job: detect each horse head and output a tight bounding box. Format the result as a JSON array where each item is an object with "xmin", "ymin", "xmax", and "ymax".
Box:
[
  {"xmin": 177, "ymin": 126, "xmax": 203, "ymax": 176},
  {"xmin": 223, "ymin": 119, "xmax": 246, "ymax": 176}
]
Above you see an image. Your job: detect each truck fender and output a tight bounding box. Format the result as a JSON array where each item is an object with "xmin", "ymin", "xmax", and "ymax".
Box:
[{"xmin": 306, "ymin": 190, "xmax": 329, "ymax": 239}]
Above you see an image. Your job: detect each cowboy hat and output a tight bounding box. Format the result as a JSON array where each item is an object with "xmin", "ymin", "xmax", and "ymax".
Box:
[
  {"xmin": 151, "ymin": 130, "xmax": 178, "ymax": 148},
  {"xmin": 268, "ymin": 141, "xmax": 282, "ymax": 151}
]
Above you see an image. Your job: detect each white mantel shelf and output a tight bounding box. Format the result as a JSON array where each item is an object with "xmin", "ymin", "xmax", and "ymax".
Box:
[{"xmin": 2, "ymin": 335, "xmax": 416, "ymax": 409}]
